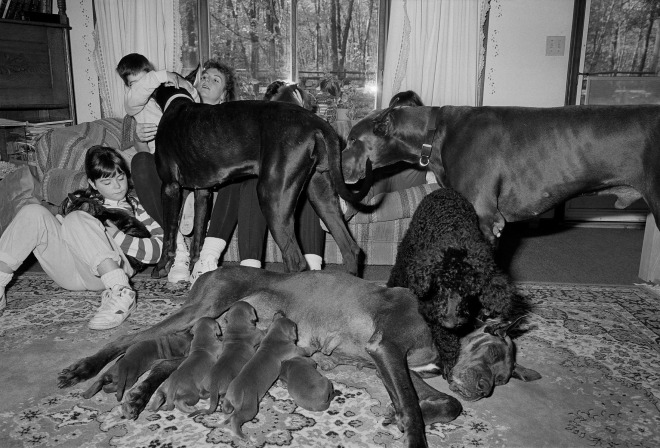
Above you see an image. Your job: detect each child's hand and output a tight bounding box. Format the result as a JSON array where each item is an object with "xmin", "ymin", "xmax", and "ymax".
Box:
[
  {"xmin": 165, "ymin": 71, "xmax": 181, "ymax": 89},
  {"xmin": 105, "ymin": 220, "xmax": 119, "ymax": 232},
  {"xmin": 136, "ymin": 123, "xmax": 158, "ymax": 142}
]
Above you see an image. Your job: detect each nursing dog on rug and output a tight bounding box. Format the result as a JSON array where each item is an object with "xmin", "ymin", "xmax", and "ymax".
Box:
[
  {"xmin": 341, "ymin": 104, "xmax": 660, "ymax": 243},
  {"xmin": 151, "ymin": 85, "xmax": 372, "ymax": 278},
  {"xmin": 59, "ymin": 267, "xmax": 540, "ymax": 448}
]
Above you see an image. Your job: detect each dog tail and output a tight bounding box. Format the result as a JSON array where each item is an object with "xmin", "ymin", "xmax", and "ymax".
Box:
[{"xmin": 321, "ymin": 129, "xmax": 373, "ymax": 203}]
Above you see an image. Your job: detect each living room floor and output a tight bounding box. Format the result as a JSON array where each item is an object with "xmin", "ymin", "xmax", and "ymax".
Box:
[{"xmin": 18, "ymin": 221, "xmax": 647, "ymax": 285}]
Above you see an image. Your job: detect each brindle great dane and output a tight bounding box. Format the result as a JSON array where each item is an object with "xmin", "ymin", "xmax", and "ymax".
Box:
[
  {"xmin": 341, "ymin": 105, "xmax": 660, "ymax": 242},
  {"xmin": 58, "ymin": 267, "xmax": 540, "ymax": 448}
]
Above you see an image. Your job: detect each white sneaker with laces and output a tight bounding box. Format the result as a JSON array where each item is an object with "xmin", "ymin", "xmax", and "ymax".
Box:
[
  {"xmin": 168, "ymin": 233, "xmax": 191, "ymax": 284},
  {"xmin": 179, "ymin": 193, "xmax": 195, "ymax": 236},
  {"xmin": 88, "ymin": 285, "xmax": 136, "ymax": 330},
  {"xmin": 189, "ymin": 258, "xmax": 217, "ymax": 288}
]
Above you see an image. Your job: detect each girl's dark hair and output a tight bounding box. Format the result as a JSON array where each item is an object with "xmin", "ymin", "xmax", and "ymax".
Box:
[
  {"xmin": 116, "ymin": 53, "xmax": 156, "ymax": 86},
  {"xmin": 62, "ymin": 146, "xmax": 137, "ymax": 214},
  {"xmin": 203, "ymin": 58, "xmax": 237, "ymax": 102},
  {"xmin": 389, "ymin": 90, "xmax": 424, "ymax": 107}
]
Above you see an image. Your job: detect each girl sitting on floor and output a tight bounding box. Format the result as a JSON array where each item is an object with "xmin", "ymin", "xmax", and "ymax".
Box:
[{"xmin": 0, "ymin": 145, "xmax": 163, "ymax": 330}]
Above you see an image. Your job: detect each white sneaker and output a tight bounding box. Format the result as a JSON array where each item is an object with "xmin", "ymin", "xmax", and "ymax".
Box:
[
  {"xmin": 88, "ymin": 285, "xmax": 136, "ymax": 330},
  {"xmin": 189, "ymin": 258, "xmax": 217, "ymax": 288},
  {"xmin": 180, "ymin": 193, "xmax": 195, "ymax": 236},
  {"xmin": 168, "ymin": 233, "xmax": 191, "ymax": 284}
]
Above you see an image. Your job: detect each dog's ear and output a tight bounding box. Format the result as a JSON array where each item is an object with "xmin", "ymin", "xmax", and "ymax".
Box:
[
  {"xmin": 184, "ymin": 64, "xmax": 200, "ymax": 86},
  {"xmin": 373, "ymin": 106, "xmax": 396, "ymax": 137},
  {"xmin": 264, "ymin": 80, "xmax": 285, "ymax": 100}
]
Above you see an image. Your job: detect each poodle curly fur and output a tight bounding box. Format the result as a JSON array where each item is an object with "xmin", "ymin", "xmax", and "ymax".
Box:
[{"xmin": 387, "ymin": 187, "xmax": 526, "ymax": 375}]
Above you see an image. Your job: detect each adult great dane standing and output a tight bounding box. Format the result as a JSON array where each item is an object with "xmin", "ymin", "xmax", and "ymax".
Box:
[
  {"xmin": 152, "ymin": 86, "xmax": 371, "ymax": 276},
  {"xmin": 341, "ymin": 104, "xmax": 660, "ymax": 242}
]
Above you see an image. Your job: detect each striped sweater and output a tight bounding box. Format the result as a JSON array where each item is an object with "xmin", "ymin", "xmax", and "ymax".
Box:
[{"xmin": 103, "ymin": 196, "xmax": 164, "ymax": 265}]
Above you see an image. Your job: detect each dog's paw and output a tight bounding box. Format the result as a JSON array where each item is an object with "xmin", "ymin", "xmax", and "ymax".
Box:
[
  {"xmin": 121, "ymin": 385, "xmax": 152, "ymax": 420},
  {"xmin": 58, "ymin": 359, "xmax": 99, "ymax": 388},
  {"xmin": 419, "ymin": 393, "xmax": 463, "ymax": 424}
]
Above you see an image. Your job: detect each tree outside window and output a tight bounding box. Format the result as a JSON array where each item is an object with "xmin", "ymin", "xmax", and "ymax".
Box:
[{"xmin": 179, "ymin": 0, "xmax": 381, "ymax": 120}]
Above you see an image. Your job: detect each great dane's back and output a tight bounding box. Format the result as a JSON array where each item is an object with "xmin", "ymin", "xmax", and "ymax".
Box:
[{"xmin": 343, "ymin": 104, "xmax": 660, "ymax": 241}]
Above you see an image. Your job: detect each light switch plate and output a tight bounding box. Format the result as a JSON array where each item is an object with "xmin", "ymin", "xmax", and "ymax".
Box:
[{"xmin": 546, "ymin": 36, "xmax": 566, "ymax": 56}]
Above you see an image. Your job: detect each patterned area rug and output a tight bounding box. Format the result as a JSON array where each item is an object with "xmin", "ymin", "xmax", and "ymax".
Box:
[{"xmin": 0, "ymin": 273, "xmax": 659, "ymax": 448}]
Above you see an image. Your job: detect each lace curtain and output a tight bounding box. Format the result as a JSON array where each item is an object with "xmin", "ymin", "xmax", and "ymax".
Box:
[
  {"xmin": 93, "ymin": 0, "xmax": 183, "ymax": 118},
  {"xmin": 382, "ymin": 0, "xmax": 491, "ymax": 107}
]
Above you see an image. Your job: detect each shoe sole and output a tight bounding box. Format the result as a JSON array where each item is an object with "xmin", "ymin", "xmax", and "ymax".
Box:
[{"xmin": 88, "ymin": 301, "xmax": 137, "ymax": 330}]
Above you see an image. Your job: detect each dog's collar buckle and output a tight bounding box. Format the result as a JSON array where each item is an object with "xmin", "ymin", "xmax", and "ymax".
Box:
[{"xmin": 420, "ymin": 144, "xmax": 432, "ymax": 166}]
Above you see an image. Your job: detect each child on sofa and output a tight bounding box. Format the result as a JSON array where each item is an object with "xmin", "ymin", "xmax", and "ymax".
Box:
[{"xmin": 0, "ymin": 145, "xmax": 164, "ymax": 330}]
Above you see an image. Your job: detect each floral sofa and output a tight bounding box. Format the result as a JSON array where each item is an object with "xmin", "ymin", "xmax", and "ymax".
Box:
[{"xmin": 29, "ymin": 117, "xmax": 438, "ymax": 266}]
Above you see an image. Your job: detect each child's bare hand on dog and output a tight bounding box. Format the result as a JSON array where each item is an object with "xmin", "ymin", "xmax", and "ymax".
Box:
[{"xmin": 136, "ymin": 123, "xmax": 158, "ymax": 142}]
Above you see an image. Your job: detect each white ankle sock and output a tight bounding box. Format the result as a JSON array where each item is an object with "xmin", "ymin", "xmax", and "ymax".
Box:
[
  {"xmin": 199, "ymin": 237, "xmax": 226, "ymax": 263},
  {"xmin": 304, "ymin": 254, "xmax": 323, "ymax": 270},
  {"xmin": 0, "ymin": 270, "xmax": 13, "ymax": 289},
  {"xmin": 240, "ymin": 259, "xmax": 262, "ymax": 269},
  {"xmin": 101, "ymin": 268, "xmax": 130, "ymax": 290}
]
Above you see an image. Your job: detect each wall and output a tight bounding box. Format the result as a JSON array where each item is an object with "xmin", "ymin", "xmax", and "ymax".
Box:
[
  {"xmin": 67, "ymin": 0, "xmax": 102, "ymax": 122},
  {"xmin": 483, "ymin": 0, "xmax": 574, "ymax": 107}
]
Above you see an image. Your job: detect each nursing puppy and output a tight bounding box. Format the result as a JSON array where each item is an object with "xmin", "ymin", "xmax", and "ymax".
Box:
[
  {"xmin": 189, "ymin": 301, "xmax": 263, "ymax": 417},
  {"xmin": 222, "ymin": 313, "xmax": 303, "ymax": 439},
  {"xmin": 279, "ymin": 356, "xmax": 336, "ymax": 412},
  {"xmin": 82, "ymin": 331, "xmax": 192, "ymax": 401},
  {"xmin": 150, "ymin": 317, "xmax": 223, "ymax": 413}
]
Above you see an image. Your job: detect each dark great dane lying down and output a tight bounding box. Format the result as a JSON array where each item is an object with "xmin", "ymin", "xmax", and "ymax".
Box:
[
  {"xmin": 341, "ymin": 104, "xmax": 660, "ymax": 242},
  {"xmin": 58, "ymin": 267, "xmax": 539, "ymax": 448},
  {"xmin": 152, "ymin": 86, "xmax": 371, "ymax": 277}
]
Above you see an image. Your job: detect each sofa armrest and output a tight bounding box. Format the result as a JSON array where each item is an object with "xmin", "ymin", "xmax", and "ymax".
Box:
[{"xmin": 349, "ymin": 183, "xmax": 440, "ymax": 224}]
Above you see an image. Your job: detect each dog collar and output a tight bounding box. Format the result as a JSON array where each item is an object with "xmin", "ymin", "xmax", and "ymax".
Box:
[
  {"xmin": 420, "ymin": 109, "xmax": 442, "ymax": 167},
  {"xmin": 163, "ymin": 93, "xmax": 193, "ymax": 112}
]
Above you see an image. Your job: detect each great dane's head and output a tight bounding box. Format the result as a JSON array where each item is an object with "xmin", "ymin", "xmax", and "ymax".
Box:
[
  {"xmin": 342, "ymin": 106, "xmax": 438, "ymax": 184},
  {"xmin": 264, "ymin": 81, "xmax": 317, "ymax": 112},
  {"xmin": 447, "ymin": 318, "xmax": 541, "ymax": 401},
  {"xmin": 153, "ymin": 85, "xmax": 195, "ymax": 113}
]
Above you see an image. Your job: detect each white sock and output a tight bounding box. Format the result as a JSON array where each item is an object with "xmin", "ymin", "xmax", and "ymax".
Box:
[
  {"xmin": 305, "ymin": 254, "xmax": 323, "ymax": 270},
  {"xmin": 240, "ymin": 259, "xmax": 262, "ymax": 269},
  {"xmin": 0, "ymin": 270, "xmax": 13, "ymax": 289},
  {"xmin": 100, "ymin": 268, "xmax": 130, "ymax": 290},
  {"xmin": 199, "ymin": 237, "xmax": 226, "ymax": 263}
]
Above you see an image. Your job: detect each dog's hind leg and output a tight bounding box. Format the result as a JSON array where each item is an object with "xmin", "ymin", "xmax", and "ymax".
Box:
[
  {"xmin": 307, "ymin": 172, "xmax": 361, "ymax": 275},
  {"xmin": 256, "ymin": 179, "xmax": 307, "ymax": 272},
  {"xmin": 122, "ymin": 357, "xmax": 184, "ymax": 420}
]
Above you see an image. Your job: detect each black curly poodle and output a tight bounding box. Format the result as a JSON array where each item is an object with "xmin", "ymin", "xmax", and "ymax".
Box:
[{"xmin": 387, "ymin": 187, "xmax": 527, "ymax": 376}]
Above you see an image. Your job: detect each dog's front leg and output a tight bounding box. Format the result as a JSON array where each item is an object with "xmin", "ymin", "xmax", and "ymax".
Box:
[
  {"xmin": 190, "ymin": 189, "xmax": 212, "ymax": 266},
  {"xmin": 122, "ymin": 357, "xmax": 184, "ymax": 420},
  {"xmin": 366, "ymin": 332, "xmax": 428, "ymax": 448},
  {"xmin": 154, "ymin": 181, "xmax": 183, "ymax": 278}
]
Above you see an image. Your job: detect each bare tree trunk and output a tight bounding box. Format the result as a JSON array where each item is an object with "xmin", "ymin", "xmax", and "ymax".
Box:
[
  {"xmin": 339, "ymin": 0, "xmax": 356, "ymax": 75},
  {"xmin": 330, "ymin": 0, "xmax": 339, "ymax": 72},
  {"xmin": 315, "ymin": 0, "xmax": 321, "ymax": 72},
  {"xmin": 248, "ymin": 0, "xmax": 260, "ymax": 79},
  {"xmin": 609, "ymin": 21, "xmax": 619, "ymax": 72},
  {"xmin": 638, "ymin": 13, "xmax": 656, "ymax": 72},
  {"xmin": 589, "ymin": 0, "xmax": 618, "ymax": 72},
  {"xmin": 651, "ymin": 18, "xmax": 660, "ymax": 73},
  {"xmin": 361, "ymin": 0, "xmax": 375, "ymax": 73}
]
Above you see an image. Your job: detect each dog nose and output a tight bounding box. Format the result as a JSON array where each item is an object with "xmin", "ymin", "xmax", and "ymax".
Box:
[{"xmin": 476, "ymin": 377, "xmax": 491, "ymax": 396}]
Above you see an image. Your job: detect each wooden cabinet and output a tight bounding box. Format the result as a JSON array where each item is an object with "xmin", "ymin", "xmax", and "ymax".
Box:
[{"xmin": 0, "ymin": 5, "xmax": 75, "ymax": 124}]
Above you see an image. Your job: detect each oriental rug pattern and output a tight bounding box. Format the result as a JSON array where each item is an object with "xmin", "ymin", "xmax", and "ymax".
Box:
[{"xmin": 0, "ymin": 273, "xmax": 659, "ymax": 448}]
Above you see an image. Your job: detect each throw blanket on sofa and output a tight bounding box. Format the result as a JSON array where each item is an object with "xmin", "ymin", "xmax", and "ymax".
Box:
[{"xmin": 34, "ymin": 118, "xmax": 136, "ymax": 204}]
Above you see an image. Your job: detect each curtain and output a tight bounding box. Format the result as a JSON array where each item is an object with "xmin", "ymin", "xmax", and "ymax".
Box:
[
  {"xmin": 93, "ymin": 0, "xmax": 183, "ymax": 118},
  {"xmin": 382, "ymin": 0, "xmax": 490, "ymax": 107}
]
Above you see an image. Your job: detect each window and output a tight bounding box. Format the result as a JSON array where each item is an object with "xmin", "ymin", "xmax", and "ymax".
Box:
[
  {"xmin": 179, "ymin": 0, "xmax": 383, "ymax": 120},
  {"xmin": 575, "ymin": 0, "xmax": 660, "ymax": 105}
]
